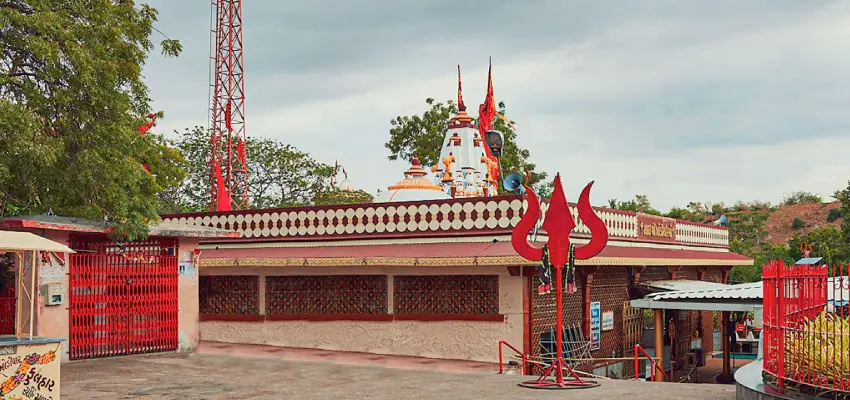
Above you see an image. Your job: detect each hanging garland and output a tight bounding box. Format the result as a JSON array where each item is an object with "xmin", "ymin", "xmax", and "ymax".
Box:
[
  {"xmin": 565, "ymin": 244, "xmax": 577, "ymax": 294},
  {"xmin": 115, "ymin": 243, "xmax": 155, "ymax": 264},
  {"xmin": 536, "ymin": 245, "xmax": 553, "ymax": 295}
]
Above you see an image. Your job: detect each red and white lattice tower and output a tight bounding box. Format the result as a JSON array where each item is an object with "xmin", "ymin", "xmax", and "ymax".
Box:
[{"xmin": 209, "ymin": 0, "xmax": 248, "ymax": 211}]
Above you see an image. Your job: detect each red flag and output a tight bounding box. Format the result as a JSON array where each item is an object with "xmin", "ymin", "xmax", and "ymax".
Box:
[
  {"xmin": 457, "ymin": 65, "xmax": 466, "ymax": 111},
  {"xmin": 478, "ymin": 58, "xmax": 500, "ymax": 187},
  {"xmin": 137, "ymin": 113, "xmax": 157, "ymax": 174},
  {"xmin": 237, "ymin": 139, "xmax": 247, "ymax": 168},
  {"xmin": 478, "ymin": 59, "xmax": 496, "ymax": 136},
  {"xmin": 225, "ymin": 107, "xmax": 233, "ymax": 133},
  {"xmin": 137, "ymin": 113, "xmax": 157, "ymax": 134},
  {"xmin": 213, "ymin": 159, "xmax": 232, "ymax": 211}
]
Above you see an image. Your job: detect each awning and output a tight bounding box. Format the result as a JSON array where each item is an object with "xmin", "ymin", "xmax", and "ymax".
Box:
[
  {"xmin": 631, "ymin": 281, "xmax": 762, "ymax": 312},
  {"xmin": 2, "ymin": 215, "xmax": 239, "ymax": 239},
  {"xmin": 199, "ymin": 240, "xmax": 753, "ymax": 268},
  {"xmin": 640, "ymin": 279, "xmax": 731, "ymax": 292},
  {"xmin": 0, "ymin": 231, "xmax": 75, "ymax": 253}
]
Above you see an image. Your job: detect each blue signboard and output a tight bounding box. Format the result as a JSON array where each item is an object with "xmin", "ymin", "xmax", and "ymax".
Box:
[{"xmin": 590, "ymin": 301, "xmax": 601, "ymax": 351}]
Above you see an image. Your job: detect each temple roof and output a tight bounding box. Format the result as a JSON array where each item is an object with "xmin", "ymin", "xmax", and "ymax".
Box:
[
  {"xmin": 374, "ymin": 156, "xmax": 451, "ymax": 203},
  {"xmin": 430, "ymin": 65, "xmax": 499, "ymax": 199}
]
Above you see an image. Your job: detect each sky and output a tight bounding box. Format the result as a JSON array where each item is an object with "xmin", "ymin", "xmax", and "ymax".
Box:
[{"xmin": 142, "ymin": 0, "xmax": 850, "ymax": 212}]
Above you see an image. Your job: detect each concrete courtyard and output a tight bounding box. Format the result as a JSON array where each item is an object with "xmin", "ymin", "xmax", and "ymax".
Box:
[{"xmin": 61, "ymin": 345, "xmax": 738, "ymax": 400}]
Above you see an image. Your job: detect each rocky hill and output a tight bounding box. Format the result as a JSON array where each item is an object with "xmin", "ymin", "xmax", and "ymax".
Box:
[{"xmin": 764, "ymin": 201, "xmax": 842, "ymax": 246}]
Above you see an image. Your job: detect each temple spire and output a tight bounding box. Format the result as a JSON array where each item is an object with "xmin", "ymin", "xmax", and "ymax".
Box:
[{"xmin": 457, "ymin": 65, "xmax": 466, "ymax": 111}]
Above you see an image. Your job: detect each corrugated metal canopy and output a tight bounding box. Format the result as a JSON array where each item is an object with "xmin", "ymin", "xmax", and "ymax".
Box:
[
  {"xmin": 631, "ymin": 280, "xmax": 762, "ymax": 311},
  {"xmin": 0, "ymin": 231, "xmax": 75, "ymax": 253},
  {"xmin": 646, "ymin": 282, "xmax": 762, "ymax": 301},
  {"xmin": 640, "ymin": 279, "xmax": 730, "ymax": 293},
  {"xmin": 796, "ymin": 257, "xmax": 823, "ymax": 265}
]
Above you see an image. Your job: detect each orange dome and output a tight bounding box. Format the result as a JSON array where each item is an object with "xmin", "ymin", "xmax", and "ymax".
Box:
[{"xmin": 388, "ymin": 155, "xmax": 443, "ymax": 191}]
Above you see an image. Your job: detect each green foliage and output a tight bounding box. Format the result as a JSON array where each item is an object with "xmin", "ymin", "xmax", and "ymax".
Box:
[
  {"xmin": 607, "ymin": 194, "xmax": 661, "ymax": 215},
  {"xmin": 782, "ymin": 191, "xmax": 823, "ymax": 206},
  {"xmin": 827, "ymin": 208, "xmax": 841, "ymax": 223},
  {"xmin": 729, "ymin": 244, "xmax": 791, "ymax": 284},
  {"xmin": 0, "ymin": 1, "xmax": 183, "ymax": 239},
  {"xmin": 834, "ymin": 181, "xmax": 850, "ymax": 256},
  {"xmin": 787, "ymin": 225, "xmax": 849, "ymax": 265},
  {"xmin": 792, "ymin": 217, "xmax": 805, "ymax": 230},
  {"xmin": 169, "ymin": 126, "xmax": 345, "ymax": 212},
  {"xmin": 534, "ymin": 181, "xmax": 554, "ymax": 198},
  {"xmin": 315, "ymin": 189, "xmax": 373, "ymax": 206},
  {"xmin": 385, "ymin": 98, "xmax": 546, "ymax": 188}
]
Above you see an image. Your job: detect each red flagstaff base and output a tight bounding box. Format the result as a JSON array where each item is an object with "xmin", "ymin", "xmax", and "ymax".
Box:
[{"xmin": 518, "ymin": 357, "xmax": 600, "ymax": 390}]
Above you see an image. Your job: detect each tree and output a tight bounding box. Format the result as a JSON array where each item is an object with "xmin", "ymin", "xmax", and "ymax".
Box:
[
  {"xmin": 315, "ymin": 189, "xmax": 374, "ymax": 206},
  {"xmin": 385, "ymin": 98, "xmax": 546, "ymax": 188},
  {"xmin": 729, "ymin": 244, "xmax": 791, "ymax": 284},
  {"xmin": 791, "ymin": 217, "xmax": 805, "ymax": 230},
  {"xmin": 727, "ymin": 211, "xmax": 770, "ymax": 260},
  {"xmin": 833, "ymin": 182, "xmax": 850, "ymax": 256},
  {"xmin": 787, "ymin": 225, "xmax": 848, "ymax": 265},
  {"xmin": 827, "ymin": 208, "xmax": 841, "ymax": 223},
  {"xmin": 169, "ymin": 126, "xmax": 348, "ymax": 212},
  {"xmin": 0, "ymin": 1, "xmax": 183, "ymax": 239},
  {"xmin": 607, "ymin": 194, "xmax": 661, "ymax": 215},
  {"xmin": 534, "ymin": 180, "xmax": 554, "ymax": 198},
  {"xmin": 781, "ymin": 191, "xmax": 823, "ymax": 206}
]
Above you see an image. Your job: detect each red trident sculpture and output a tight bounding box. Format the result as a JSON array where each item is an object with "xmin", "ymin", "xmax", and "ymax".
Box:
[{"xmin": 511, "ymin": 173, "xmax": 609, "ymax": 389}]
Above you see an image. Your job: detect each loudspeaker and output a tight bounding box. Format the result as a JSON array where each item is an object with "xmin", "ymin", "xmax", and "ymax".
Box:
[
  {"xmin": 713, "ymin": 215, "xmax": 728, "ymax": 226},
  {"xmin": 503, "ymin": 173, "xmax": 525, "ymax": 194}
]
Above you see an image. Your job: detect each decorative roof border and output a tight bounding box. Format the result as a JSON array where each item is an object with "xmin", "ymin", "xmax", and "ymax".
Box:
[
  {"xmin": 163, "ymin": 195, "xmax": 728, "ymax": 247},
  {"xmin": 199, "ymin": 255, "xmax": 751, "ymax": 268}
]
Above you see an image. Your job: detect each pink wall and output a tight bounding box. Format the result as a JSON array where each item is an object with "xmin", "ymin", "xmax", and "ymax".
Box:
[
  {"xmin": 8, "ymin": 229, "xmax": 201, "ymax": 361},
  {"xmin": 36, "ymin": 230, "xmax": 71, "ymax": 362},
  {"xmin": 199, "ymin": 265, "xmax": 525, "ymax": 363},
  {"xmin": 177, "ymin": 238, "xmax": 200, "ymax": 353}
]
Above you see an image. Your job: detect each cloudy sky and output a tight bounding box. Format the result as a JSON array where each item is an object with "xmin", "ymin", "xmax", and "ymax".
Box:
[{"xmin": 142, "ymin": 0, "xmax": 850, "ymax": 212}]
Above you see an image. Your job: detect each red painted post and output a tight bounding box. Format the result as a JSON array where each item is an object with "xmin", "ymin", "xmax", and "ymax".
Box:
[
  {"xmin": 555, "ymin": 265, "xmax": 565, "ymax": 384},
  {"xmin": 777, "ymin": 261, "xmax": 785, "ymax": 391}
]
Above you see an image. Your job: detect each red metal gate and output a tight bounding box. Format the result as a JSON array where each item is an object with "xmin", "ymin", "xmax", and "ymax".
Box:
[{"xmin": 68, "ymin": 238, "xmax": 178, "ymax": 360}]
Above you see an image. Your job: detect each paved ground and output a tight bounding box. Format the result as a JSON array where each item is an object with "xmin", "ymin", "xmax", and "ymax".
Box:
[{"xmin": 62, "ymin": 351, "xmax": 737, "ymax": 400}]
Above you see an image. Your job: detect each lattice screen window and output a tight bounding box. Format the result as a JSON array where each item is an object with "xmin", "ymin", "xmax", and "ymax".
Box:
[
  {"xmin": 265, "ymin": 275, "xmax": 388, "ymax": 315},
  {"xmin": 393, "ymin": 275, "xmax": 499, "ymax": 315},
  {"xmin": 199, "ymin": 275, "xmax": 259, "ymax": 315}
]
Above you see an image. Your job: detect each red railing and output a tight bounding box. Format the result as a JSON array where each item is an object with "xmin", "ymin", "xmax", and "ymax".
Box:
[
  {"xmin": 763, "ymin": 261, "xmax": 849, "ymax": 394},
  {"xmin": 0, "ymin": 287, "xmax": 14, "ymax": 334},
  {"xmin": 634, "ymin": 345, "xmax": 668, "ymax": 381},
  {"xmin": 497, "ymin": 340, "xmax": 527, "ymax": 375}
]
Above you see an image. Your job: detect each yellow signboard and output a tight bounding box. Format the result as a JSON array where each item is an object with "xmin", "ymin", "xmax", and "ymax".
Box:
[{"xmin": 0, "ymin": 342, "xmax": 61, "ymax": 400}]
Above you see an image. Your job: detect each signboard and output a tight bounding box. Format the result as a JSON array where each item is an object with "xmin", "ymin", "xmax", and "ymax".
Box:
[
  {"xmin": 0, "ymin": 342, "xmax": 61, "ymax": 399},
  {"xmin": 602, "ymin": 311, "xmax": 614, "ymax": 332},
  {"xmin": 590, "ymin": 302, "xmax": 601, "ymax": 350},
  {"xmin": 39, "ymin": 251, "xmax": 66, "ymax": 282},
  {"xmin": 636, "ymin": 214, "xmax": 677, "ymax": 242},
  {"xmin": 178, "ymin": 260, "xmax": 195, "ymax": 277}
]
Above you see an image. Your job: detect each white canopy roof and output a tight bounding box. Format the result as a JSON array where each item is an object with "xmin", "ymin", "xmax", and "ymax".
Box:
[{"xmin": 0, "ymin": 231, "xmax": 75, "ymax": 253}]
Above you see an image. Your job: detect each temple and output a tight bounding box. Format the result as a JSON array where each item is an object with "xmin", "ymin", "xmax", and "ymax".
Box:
[
  {"xmin": 156, "ymin": 65, "xmax": 753, "ymax": 379},
  {"xmin": 430, "ymin": 65, "xmax": 500, "ymax": 198}
]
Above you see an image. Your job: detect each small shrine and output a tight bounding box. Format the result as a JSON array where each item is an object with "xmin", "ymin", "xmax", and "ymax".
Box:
[{"xmin": 374, "ymin": 155, "xmax": 451, "ymax": 203}]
